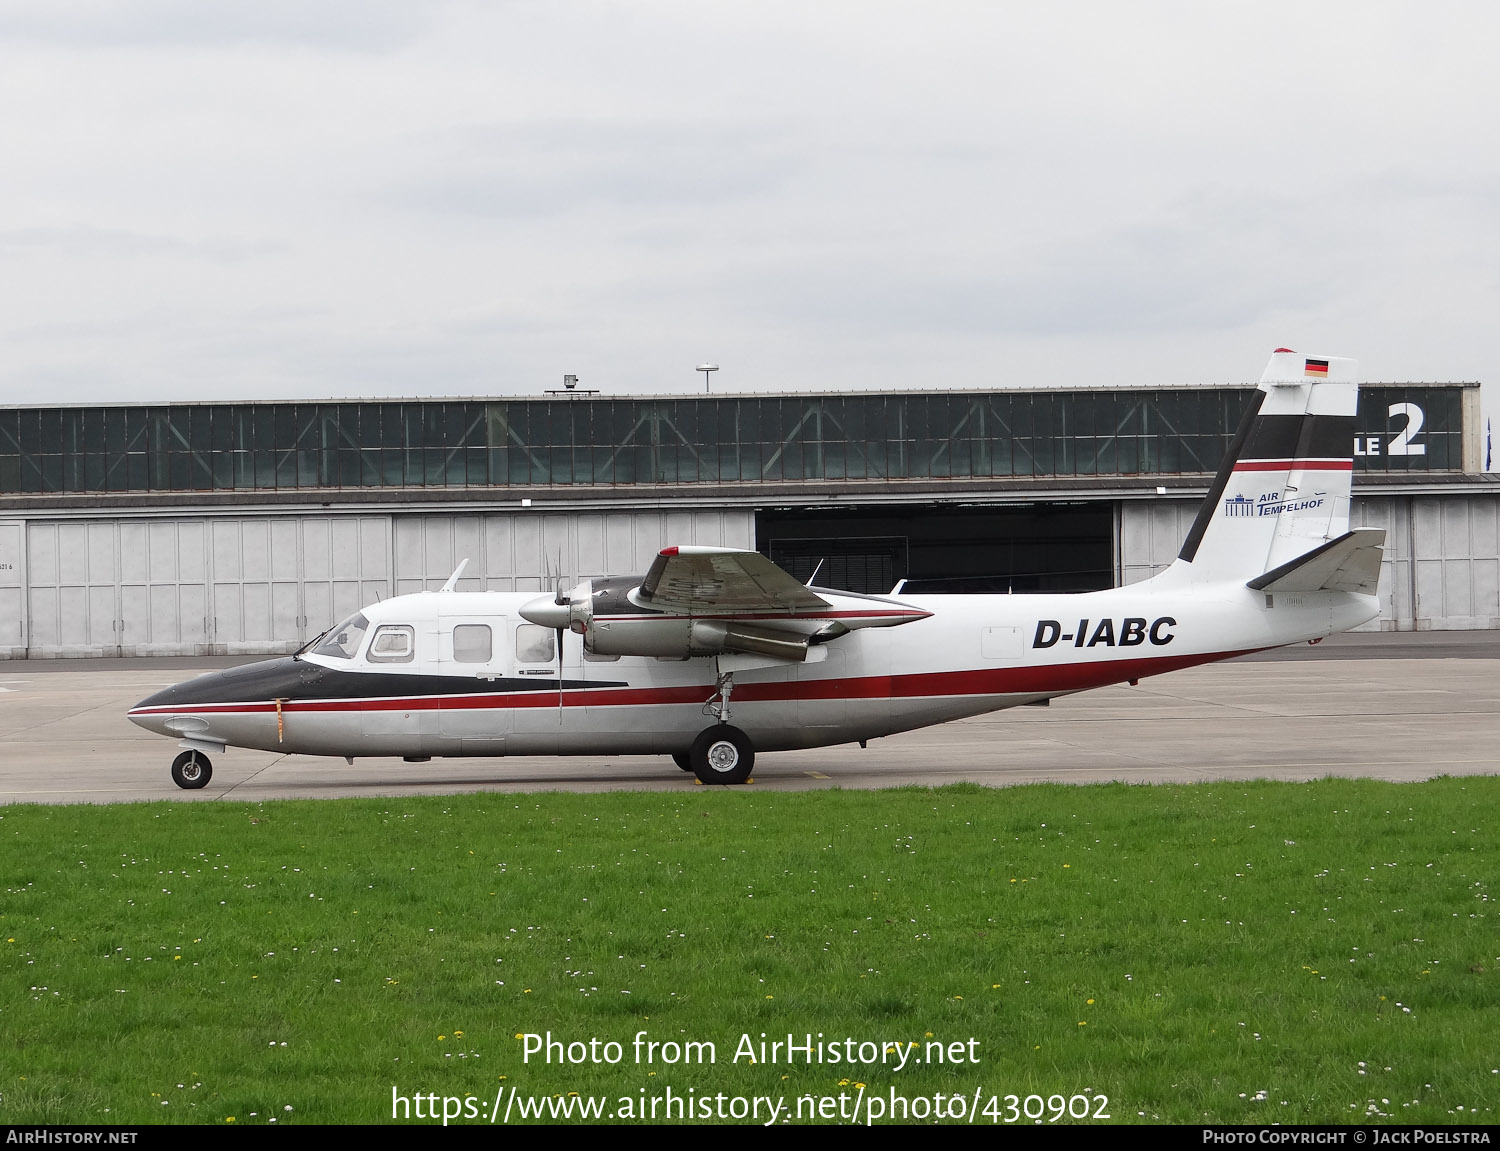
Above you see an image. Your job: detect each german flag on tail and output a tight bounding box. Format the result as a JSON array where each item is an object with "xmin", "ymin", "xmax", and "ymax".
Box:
[{"xmin": 1304, "ymin": 358, "xmax": 1329, "ymax": 377}]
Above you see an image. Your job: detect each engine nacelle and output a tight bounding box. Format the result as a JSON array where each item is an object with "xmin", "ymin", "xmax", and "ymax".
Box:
[{"xmin": 583, "ymin": 616, "xmax": 812, "ymax": 661}]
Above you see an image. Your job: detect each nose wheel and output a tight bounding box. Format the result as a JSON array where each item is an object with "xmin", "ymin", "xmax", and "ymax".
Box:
[
  {"xmin": 689, "ymin": 725, "xmax": 754, "ymax": 785},
  {"xmin": 171, "ymin": 750, "xmax": 213, "ymax": 790}
]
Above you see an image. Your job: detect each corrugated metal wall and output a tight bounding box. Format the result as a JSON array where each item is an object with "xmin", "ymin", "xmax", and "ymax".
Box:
[
  {"xmin": 1, "ymin": 498, "xmax": 1493, "ymax": 656},
  {"xmin": 5, "ymin": 509, "xmax": 754, "ymax": 657}
]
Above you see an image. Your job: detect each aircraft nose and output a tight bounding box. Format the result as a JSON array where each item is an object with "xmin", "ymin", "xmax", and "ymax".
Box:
[
  {"xmin": 131, "ymin": 682, "xmax": 181, "ymax": 713},
  {"xmin": 127, "ymin": 658, "xmax": 306, "ymax": 733},
  {"xmin": 129, "ymin": 680, "xmax": 190, "ymax": 734}
]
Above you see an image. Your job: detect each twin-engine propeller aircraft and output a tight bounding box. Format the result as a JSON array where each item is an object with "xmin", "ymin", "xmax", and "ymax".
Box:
[{"xmin": 130, "ymin": 350, "xmax": 1384, "ymax": 789}]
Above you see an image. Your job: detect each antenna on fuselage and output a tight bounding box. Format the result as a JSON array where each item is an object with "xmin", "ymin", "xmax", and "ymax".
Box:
[{"xmin": 440, "ymin": 559, "xmax": 469, "ymax": 593}]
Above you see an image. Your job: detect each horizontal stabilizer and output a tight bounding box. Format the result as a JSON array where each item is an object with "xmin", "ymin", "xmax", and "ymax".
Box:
[{"xmin": 1246, "ymin": 528, "xmax": 1386, "ymax": 595}]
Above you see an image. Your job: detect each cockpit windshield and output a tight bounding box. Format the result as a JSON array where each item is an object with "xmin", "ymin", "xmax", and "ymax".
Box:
[{"xmin": 309, "ymin": 612, "xmax": 370, "ymax": 660}]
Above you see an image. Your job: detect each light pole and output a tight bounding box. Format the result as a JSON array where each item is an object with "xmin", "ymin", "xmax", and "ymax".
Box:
[{"xmin": 696, "ymin": 363, "xmax": 718, "ymax": 393}]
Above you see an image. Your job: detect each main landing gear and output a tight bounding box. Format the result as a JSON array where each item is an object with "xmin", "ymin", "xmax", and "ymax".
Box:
[
  {"xmin": 675, "ymin": 668, "xmax": 754, "ymax": 785},
  {"xmin": 686, "ymin": 724, "xmax": 754, "ymax": 786},
  {"xmin": 171, "ymin": 749, "xmax": 213, "ymax": 790}
]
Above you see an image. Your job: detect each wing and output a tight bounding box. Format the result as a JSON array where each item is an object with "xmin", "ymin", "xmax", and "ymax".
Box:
[
  {"xmin": 521, "ymin": 547, "xmax": 931, "ymax": 663},
  {"xmin": 635, "ymin": 546, "xmax": 831, "ymax": 615}
]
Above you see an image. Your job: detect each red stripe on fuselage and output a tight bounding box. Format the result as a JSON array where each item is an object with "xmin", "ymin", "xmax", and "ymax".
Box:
[{"xmin": 128, "ymin": 648, "xmax": 1259, "ymax": 719}]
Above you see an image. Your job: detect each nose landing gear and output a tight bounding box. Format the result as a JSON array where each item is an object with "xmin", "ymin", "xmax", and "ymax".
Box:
[{"xmin": 170, "ymin": 749, "xmax": 213, "ymax": 790}]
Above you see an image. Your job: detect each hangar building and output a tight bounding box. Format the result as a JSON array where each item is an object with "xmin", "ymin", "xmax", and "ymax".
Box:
[{"xmin": 0, "ymin": 380, "xmax": 1492, "ymax": 659}]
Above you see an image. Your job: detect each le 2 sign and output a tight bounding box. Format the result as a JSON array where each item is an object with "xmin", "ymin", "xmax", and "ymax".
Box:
[{"xmin": 1355, "ymin": 403, "xmax": 1426, "ymax": 457}]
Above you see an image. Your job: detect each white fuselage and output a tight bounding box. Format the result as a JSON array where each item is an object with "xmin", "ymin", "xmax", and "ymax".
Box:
[{"xmin": 127, "ymin": 573, "xmax": 1378, "ymax": 761}]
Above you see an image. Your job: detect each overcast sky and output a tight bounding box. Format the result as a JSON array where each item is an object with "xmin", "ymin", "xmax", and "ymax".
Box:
[{"xmin": 0, "ymin": 0, "xmax": 1495, "ymax": 445}]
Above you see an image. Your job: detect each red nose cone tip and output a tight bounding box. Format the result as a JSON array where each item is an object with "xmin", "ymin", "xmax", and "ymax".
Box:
[
  {"xmin": 660, "ymin": 546, "xmax": 679, "ymax": 556},
  {"xmin": 1273, "ymin": 347, "xmax": 1295, "ymax": 353}
]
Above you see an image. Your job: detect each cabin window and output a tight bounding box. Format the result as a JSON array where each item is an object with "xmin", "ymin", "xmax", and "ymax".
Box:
[
  {"xmin": 367, "ymin": 624, "xmax": 415, "ymax": 663},
  {"xmin": 311, "ymin": 612, "xmax": 369, "ymax": 660},
  {"xmin": 453, "ymin": 624, "xmax": 492, "ymax": 664},
  {"xmin": 515, "ymin": 624, "xmax": 556, "ymax": 663}
]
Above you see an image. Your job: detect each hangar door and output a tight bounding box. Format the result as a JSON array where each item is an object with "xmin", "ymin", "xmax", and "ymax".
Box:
[
  {"xmin": 25, "ymin": 521, "xmax": 211, "ymax": 656},
  {"xmin": 0, "ymin": 521, "xmax": 23, "ymax": 658},
  {"xmin": 23, "ymin": 516, "xmax": 392, "ymax": 657},
  {"xmin": 757, "ymin": 504, "xmax": 1114, "ymax": 595}
]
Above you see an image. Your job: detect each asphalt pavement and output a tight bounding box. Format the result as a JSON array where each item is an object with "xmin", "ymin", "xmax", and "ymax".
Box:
[{"xmin": 1, "ymin": 630, "xmax": 1496, "ymax": 804}]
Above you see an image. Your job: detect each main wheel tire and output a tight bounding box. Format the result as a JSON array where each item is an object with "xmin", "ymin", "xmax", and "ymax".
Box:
[
  {"xmin": 671, "ymin": 752, "xmax": 694, "ymax": 773},
  {"xmin": 690, "ymin": 725, "xmax": 754, "ymax": 786},
  {"xmin": 171, "ymin": 750, "xmax": 213, "ymax": 790}
]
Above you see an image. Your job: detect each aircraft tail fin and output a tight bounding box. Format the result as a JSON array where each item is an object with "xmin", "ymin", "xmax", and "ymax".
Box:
[{"xmin": 1171, "ymin": 349, "xmax": 1360, "ymax": 585}]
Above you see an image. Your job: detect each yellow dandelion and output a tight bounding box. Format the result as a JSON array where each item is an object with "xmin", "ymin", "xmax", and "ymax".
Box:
[
  {"xmin": 455, "ymin": 1031, "xmax": 464, "ymax": 1037},
  {"xmin": 1078, "ymin": 1021, "xmax": 1087, "ymax": 1026},
  {"xmin": 226, "ymin": 1118, "xmax": 235, "ymax": 1124},
  {"xmin": 1086, "ymin": 998, "xmax": 1094, "ymax": 1005},
  {"xmin": 854, "ymin": 1082, "xmax": 866, "ymax": 1090},
  {"xmin": 515, "ymin": 1033, "xmax": 524, "ymax": 1039}
]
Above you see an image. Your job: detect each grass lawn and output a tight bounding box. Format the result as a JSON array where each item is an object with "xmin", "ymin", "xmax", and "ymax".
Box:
[{"xmin": 1, "ymin": 778, "xmax": 1496, "ymax": 1125}]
